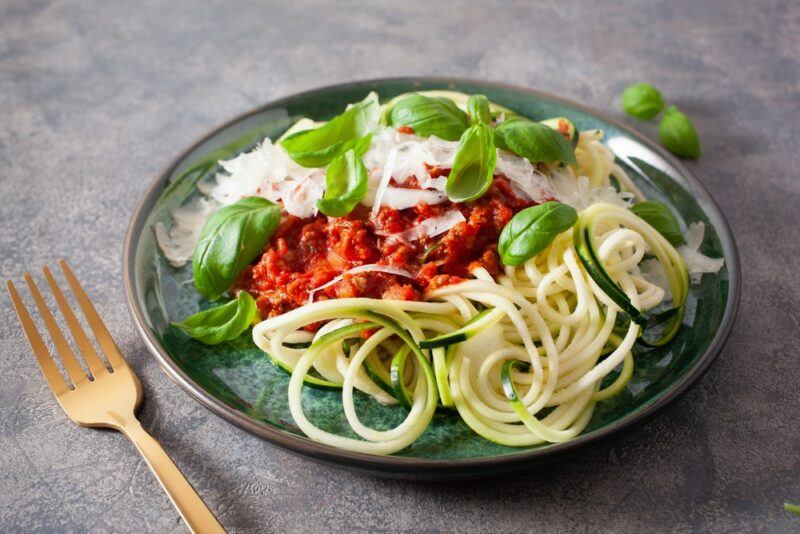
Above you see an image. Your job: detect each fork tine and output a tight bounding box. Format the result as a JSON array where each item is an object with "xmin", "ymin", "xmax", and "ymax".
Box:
[
  {"xmin": 58, "ymin": 259, "xmax": 126, "ymax": 370},
  {"xmin": 42, "ymin": 266, "xmax": 109, "ymax": 378},
  {"xmin": 7, "ymin": 280, "xmax": 71, "ymax": 395},
  {"xmin": 24, "ymin": 273, "xmax": 90, "ymax": 387}
]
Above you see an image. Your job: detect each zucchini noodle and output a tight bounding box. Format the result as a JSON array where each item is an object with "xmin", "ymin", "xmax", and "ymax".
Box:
[
  {"xmin": 251, "ymin": 204, "xmax": 687, "ymax": 454},
  {"xmin": 576, "ymin": 129, "xmax": 645, "ymax": 200},
  {"xmin": 160, "ymin": 89, "xmax": 725, "ymax": 457}
]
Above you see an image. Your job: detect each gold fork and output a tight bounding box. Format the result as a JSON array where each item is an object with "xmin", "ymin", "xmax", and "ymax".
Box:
[{"xmin": 6, "ymin": 260, "xmax": 225, "ymax": 534}]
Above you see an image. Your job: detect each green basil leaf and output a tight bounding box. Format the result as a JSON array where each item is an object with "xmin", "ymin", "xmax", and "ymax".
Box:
[
  {"xmin": 494, "ymin": 119, "xmax": 577, "ymax": 165},
  {"xmin": 498, "ymin": 201, "xmax": 578, "ymax": 266},
  {"xmin": 621, "ymin": 83, "xmax": 665, "ymax": 120},
  {"xmin": 786, "ymin": 501, "xmax": 800, "ymax": 516},
  {"xmin": 659, "ymin": 106, "xmax": 701, "ymax": 158},
  {"xmin": 172, "ymin": 291, "xmax": 256, "ymax": 345},
  {"xmin": 446, "ymin": 122, "xmax": 497, "ymax": 202},
  {"xmin": 467, "ymin": 94, "xmax": 491, "ymax": 124},
  {"xmin": 192, "ymin": 197, "xmax": 280, "ymax": 300},
  {"xmin": 280, "ymin": 92, "xmax": 379, "ymax": 167},
  {"xmin": 630, "ymin": 200, "xmax": 684, "ymax": 246},
  {"xmin": 388, "ymin": 94, "xmax": 469, "ymax": 141},
  {"xmin": 316, "ymin": 149, "xmax": 368, "ymax": 217}
]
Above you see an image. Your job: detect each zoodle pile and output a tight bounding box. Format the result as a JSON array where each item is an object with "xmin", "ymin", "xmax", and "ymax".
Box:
[{"xmin": 159, "ymin": 90, "xmax": 722, "ymax": 455}]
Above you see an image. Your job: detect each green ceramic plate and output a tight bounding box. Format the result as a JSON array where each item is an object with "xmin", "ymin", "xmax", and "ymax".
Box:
[{"xmin": 123, "ymin": 78, "xmax": 740, "ymax": 479}]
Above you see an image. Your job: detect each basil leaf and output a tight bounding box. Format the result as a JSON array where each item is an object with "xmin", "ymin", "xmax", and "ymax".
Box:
[
  {"xmin": 388, "ymin": 94, "xmax": 469, "ymax": 141},
  {"xmin": 172, "ymin": 291, "xmax": 256, "ymax": 345},
  {"xmin": 621, "ymin": 83, "xmax": 665, "ymax": 120},
  {"xmin": 280, "ymin": 92, "xmax": 379, "ymax": 167},
  {"xmin": 659, "ymin": 106, "xmax": 701, "ymax": 158},
  {"xmin": 316, "ymin": 149, "xmax": 368, "ymax": 217},
  {"xmin": 631, "ymin": 200, "xmax": 684, "ymax": 246},
  {"xmin": 467, "ymin": 94, "xmax": 491, "ymax": 124},
  {"xmin": 193, "ymin": 197, "xmax": 280, "ymax": 300},
  {"xmin": 786, "ymin": 501, "xmax": 800, "ymax": 516},
  {"xmin": 494, "ymin": 119, "xmax": 577, "ymax": 165},
  {"xmin": 498, "ymin": 201, "xmax": 578, "ymax": 266},
  {"xmin": 446, "ymin": 122, "xmax": 497, "ymax": 202}
]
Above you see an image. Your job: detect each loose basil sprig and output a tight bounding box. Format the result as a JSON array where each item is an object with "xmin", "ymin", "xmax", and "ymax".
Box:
[
  {"xmin": 498, "ymin": 201, "xmax": 578, "ymax": 266},
  {"xmin": 172, "ymin": 291, "xmax": 256, "ymax": 345},
  {"xmin": 495, "ymin": 119, "xmax": 577, "ymax": 166},
  {"xmin": 388, "ymin": 93, "xmax": 469, "ymax": 141},
  {"xmin": 631, "ymin": 201, "xmax": 685, "ymax": 246},
  {"xmin": 193, "ymin": 197, "xmax": 280, "ymax": 300},
  {"xmin": 659, "ymin": 106, "xmax": 700, "ymax": 159},
  {"xmin": 317, "ymin": 149, "xmax": 368, "ymax": 217},
  {"xmin": 280, "ymin": 92, "xmax": 379, "ymax": 167},
  {"xmin": 621, "ymin": 83, "xmax": 664, "ymax": 120},
  {"xmin": 620, "ymin": 83, "xmax": 701, "ymax": 159},
  {"xmin": 446, "ymin": 122, "xmax": 496, "ymax": 202}
]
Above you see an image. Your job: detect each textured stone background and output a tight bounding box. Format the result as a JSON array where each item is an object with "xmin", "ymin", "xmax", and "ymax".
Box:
[{"xmin": 1, "ymin": 0, "xmax": 799, "ymax": 532}]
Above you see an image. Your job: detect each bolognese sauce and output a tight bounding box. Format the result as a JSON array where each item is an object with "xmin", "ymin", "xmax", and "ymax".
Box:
[{"xmin": 236, "ymin": 176, "xmax": 540, "ymax": 319}]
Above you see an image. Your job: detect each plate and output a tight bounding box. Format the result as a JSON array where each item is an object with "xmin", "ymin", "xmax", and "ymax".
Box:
[{"xmin": 123, "ymin": 78, "xmax": 740, "ymax": 479}]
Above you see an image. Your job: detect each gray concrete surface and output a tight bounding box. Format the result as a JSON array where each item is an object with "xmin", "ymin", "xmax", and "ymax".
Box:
[{"xmin": 1, "ymin": 0, "xmax": 798, "ymax": 532}]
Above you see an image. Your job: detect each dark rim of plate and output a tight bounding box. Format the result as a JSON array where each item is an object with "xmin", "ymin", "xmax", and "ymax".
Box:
[{"xmin": 122, "ymin": 77, "xmax": 741, "ymax": 479}]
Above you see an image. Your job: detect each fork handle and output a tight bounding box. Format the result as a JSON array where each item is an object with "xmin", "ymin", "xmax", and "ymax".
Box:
[{"xmin": 121, "ymin": 419, "xmax": 225, "ymax": 534}]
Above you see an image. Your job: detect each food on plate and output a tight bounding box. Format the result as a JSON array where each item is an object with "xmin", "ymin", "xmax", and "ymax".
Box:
[{"xmin": 157, "ymin": 90, "xmax": 723, "ymax": 454}]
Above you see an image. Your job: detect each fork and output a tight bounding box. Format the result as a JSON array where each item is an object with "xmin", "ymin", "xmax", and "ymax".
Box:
[{"xmin": 6, "ymin": 260, "xmax": 225, "ymax": 534}]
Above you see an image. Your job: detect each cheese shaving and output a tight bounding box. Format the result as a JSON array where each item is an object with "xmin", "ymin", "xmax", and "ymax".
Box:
[
  {"xmin": 379, "ymin": 209, "xmax": 466, "ymax": 243},
  {"xmin": 307, "ymin": 264, "xmax": 416, "ymax": 303},
  {"xmin": 679, "ymin": 222, "xmax": 725, "ymax": 283}
]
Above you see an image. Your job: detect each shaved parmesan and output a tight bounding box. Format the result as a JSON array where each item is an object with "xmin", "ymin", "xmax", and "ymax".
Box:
[
  {"xmin": 679, "ymin": 222, "xmax": 725, "ymax": 283},
  {"xmin": 495, "ymin": 150, "xmax": 556, "ymax": 203},
  {"xmin": 551, "ymin": 171, "xmax": 634, "ymax": 210},
  {"xmin": 380, "ymin": 210, "xmax": 465, "ymax": 243},
  {"xmin": 363, "ymin": 186, "xmax": 447, "ymax": 210},
  {"xmin": 418, "ymin": 175, "xmax": 448, "ymax": 191},
  {"xmin": 308, "ymin": 264, "xmax": 416, "ymax": 303},
  {"xmin": 370, "ymin": 146, "xmax": 398, "ymax": 216},
  {"xmin": 155, "ymin": 196, "xmax": 219, "ymax": 267},
  {"xmin": 205, "ymin": 139, "xmax": 326, "ymax": 218},
  {"xmin": 279, "ymin": 172, "xmax": 326, "ymax": 219}
]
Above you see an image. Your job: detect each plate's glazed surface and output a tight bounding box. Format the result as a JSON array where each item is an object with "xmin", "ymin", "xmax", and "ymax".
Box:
[{"xmin": 123, "ymin": 78, "xmax": 740, "ymax": 479}]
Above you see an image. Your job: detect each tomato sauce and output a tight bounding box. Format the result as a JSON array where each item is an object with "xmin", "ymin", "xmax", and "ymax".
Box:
[{"xmin": 235, "ymin": 175, "xmax": 538, "ymax": 319}]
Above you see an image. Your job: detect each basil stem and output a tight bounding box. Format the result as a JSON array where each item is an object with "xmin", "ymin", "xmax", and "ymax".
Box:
[
  {"xmin": 498, "ymin": 201, "xmax": 578, "ymax": 266},
  {"xmin": 280, "ymin": 92, "xmax": 379, "ymax": 167},
  {"xmin": 446, "ymin": 122, "xmax": 497, "ymax": 203},
  {"xmin": 317, "ymin": 149, "xmax": 368, "ymax": 217},
  {"xmin": 172, "ymin": 291, "xmax": 257, "ymax": 345},
  {"xmin": 388, "ymin": 93, "xmax": 469, "ymax": 141},
  {"xmin": 495, "ymin": 119, "xmax": 577, "ymax": 165},
  {"xmin": 192, "ymin": 197, "xmax": 280, "ymax": 300}
]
